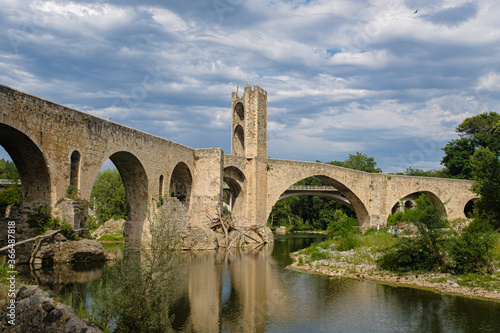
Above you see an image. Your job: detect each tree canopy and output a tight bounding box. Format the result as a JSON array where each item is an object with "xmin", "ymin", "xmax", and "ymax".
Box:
[
  {"xmin": 441, "ymin": 112, "xmax": 500, "ymax": 179},
  {"xmin": 323, "ymin": 152, "xmax": 379, "ymax": 173},
  {"xmin": 90, "ymin": 168, "xmax": 127, "ymax": 224}
]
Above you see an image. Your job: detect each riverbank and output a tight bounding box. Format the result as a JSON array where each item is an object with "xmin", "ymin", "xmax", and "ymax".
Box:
[{"xmin": 289, "ymin": 246, "xmax": 500, "ymax": 302}]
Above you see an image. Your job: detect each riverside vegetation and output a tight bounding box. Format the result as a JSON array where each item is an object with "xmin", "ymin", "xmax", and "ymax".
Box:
[{"xmin": 291, "ymin": 193, "xmax": 500, "ymax": 300}]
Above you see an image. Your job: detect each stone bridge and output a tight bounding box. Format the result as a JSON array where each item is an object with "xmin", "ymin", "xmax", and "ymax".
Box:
[{"xmin": 0, "ymin": 84, "xmax": 478, "ymax": 247}]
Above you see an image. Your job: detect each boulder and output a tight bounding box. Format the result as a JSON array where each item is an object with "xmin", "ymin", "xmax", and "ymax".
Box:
[
  {"xmin": 91, "ymin": 218, "xmax": 125, "ymax": 240},
  {"xmin": 0, "ymin": 285, "xmax": 101, "ymax": 333},
  {"xmin": 180, "ymin": 225, "xmax": 219, "ymax": 250},
  {"xmin": 31, "ymin": 232, "xmax": 106, "ymax": 266}
]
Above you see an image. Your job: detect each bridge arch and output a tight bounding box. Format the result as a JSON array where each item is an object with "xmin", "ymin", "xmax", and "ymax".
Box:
[
  {"xmin": 170, "ymin": 162, "xmax": 192, "ymax": 208},
  {"xmin": 389, "ymin": 191, "xmax": 446, "ymax": 218},
  {"xmin": 0, "ymin": 124, "xmax": 52, "ymax": 213},
  {"xmin": 269, "ymin": 174, "xmax": 370, "ymax": 228},
  {"xmin": 464, "ymin": 198, "xmax": 478, "ymax": 217},
  {"xmin": 101, "ymin": 151, "xmax": 149, "ymax": 248},
  {"xmin": 223, "ymin": 166, "xmax": 247, "ymax": 220}
]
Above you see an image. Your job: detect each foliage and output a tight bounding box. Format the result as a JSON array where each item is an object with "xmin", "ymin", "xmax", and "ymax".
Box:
[
  {"xmin": 402, "ymin": 166, "xmax": 448, "ymax": 178},
  {"xmin": 59, "ymin": 221, "xmax": 77, "ymax": 240},
  {"xmin": 456, "ymin": 111, "xmax": 500, "ymax": 136},
  {"xmin": 0, "ymin": 184, "xmax": 22, "ymax": 217},
  {"xmin": 324, "ymin": 152, "xmax": 379, "ymax": 173},
  {"xmin": 450, "ymin": 218, "xmax": 495, "ymax": 275},
  {"xmin": 325, "ymin": 210, "xmax": 360, "ymax": 251},
  {"xmin": 268, "ymin": 176, "xmax": 356, "ymax": 231},
  {"xmin": 27, "ymin": 206, "xmax": 61, "ymax": 235},
  {"xmin": 0, "ymin": 159, "xmax": 19, "ymax": 181},
  {"xmin": 65, "ymin": 185, "xmax": 81, "ymax": 201},
  {"xmin": 86, "ymin": 203, "xmax": 184, "ymax": 332},
  {"xmin": 378, "ymin": 194, "xmax": 449, "ymax": 272},
  {"xmin": 441, "ymin": 137, "xmax": 476, "ymax": 179},
  {"xmin": 470, "ymin": 147, "xmax": 500, "ymax": 230},
  {"xmin": 441, "ymin": 112, "xmax": 500, "ymax": 179},
  {"xmin": 90, "ymin": 169, "xmax": 127, "ymax": 225}
]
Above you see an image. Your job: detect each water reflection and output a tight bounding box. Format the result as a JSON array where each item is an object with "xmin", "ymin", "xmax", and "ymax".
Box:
[{"xmin": 23, "ymin": 234, "xmax": 500, "ymax": 332}]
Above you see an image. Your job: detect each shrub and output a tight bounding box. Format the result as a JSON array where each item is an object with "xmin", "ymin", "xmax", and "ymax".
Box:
[
  {"xmin": 378, "ymin": 194, "xmax": 449, "ymax": 272},
  {"xmin": 65, "ymin": 185, "xmax": 81, "ymax": 201},
  {"xmin": 60, "ymin": 221, "xmax": 77, "ymax": 240},
  {"xmin": 450, "ymin": 218, "xmax": 495, "ymax": 275},
  {"xmin": 0, "ymin": 185, "xmax": 22, "ymax": 217},
  {"xmin": 27, "ymin": 206, "xmax": 60, "ymax": 235},
  {"xmin": 337, "ymin": 233, "xmax": 360, "ymax": 251}
]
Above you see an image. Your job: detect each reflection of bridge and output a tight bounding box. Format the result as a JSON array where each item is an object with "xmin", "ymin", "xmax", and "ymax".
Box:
[{"xmin": 0, "ymin": 84, "xmax": 478, "ymax": 248}]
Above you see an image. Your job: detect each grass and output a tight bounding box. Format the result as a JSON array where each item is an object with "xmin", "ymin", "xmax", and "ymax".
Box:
[{"xmin": 98, "ymin": 231, "xmax": 124, "ymax": 242}]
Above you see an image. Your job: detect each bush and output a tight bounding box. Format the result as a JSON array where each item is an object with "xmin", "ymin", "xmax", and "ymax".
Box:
[
  {"xmin": 450, "ymin": 218, "xmax": 495, "ymax": 275},
  {"xmin": 337, "ymin": 233, "xmax": 360, "ymax": 251},
  {"xmin": 378, "ymin": 194, "xmax": 449, "ymax": 272},
  {"xmin": 0, "ymin": 185, "xmax": 22, "ymax": 217},
  {"xmin": 60, "ymin": 221, "xmax": 77, "ymax": 240},
  {"xmin": 65, "ymin": 185, "xmax": 81, "ymax": 201},
  {"xmin": 27, "ymin": 206, "xmax": 61, "ymax": 235}
]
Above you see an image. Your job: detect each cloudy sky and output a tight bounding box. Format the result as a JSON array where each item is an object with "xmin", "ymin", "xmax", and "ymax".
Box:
[{"xmin": 1, "ymin": 0, "xmax": 499, "ymax": 173}]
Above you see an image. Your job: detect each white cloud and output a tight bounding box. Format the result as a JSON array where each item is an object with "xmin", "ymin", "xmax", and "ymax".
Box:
[{"xmin": 0, "ymin": 0, "xmax": 499, "ymax": 172}]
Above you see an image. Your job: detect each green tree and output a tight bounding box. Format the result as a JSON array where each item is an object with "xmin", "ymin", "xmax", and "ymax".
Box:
[
  {"xmin": 0, "ymin": 159, "xmax": 19, "ymax": 181},
  {"xmin": 441, "ymin": 137, "xmax": 476, "ymax": 179},
  {"xmin": 90, "ymin": 169, "xmax": 127, "ymax": 224},
  {"xmin": 325, "ymin": 152, "xmax": 379, "ymax": 173},
  {"xmin": 87, "ymin": 203, "xmax": 184, "ymax": 332},
  {"xmin": 456, "ymin": 111, "xmax": 500, "ymax": 136},
  {"xmin": 470, "ymin": 147, "xmax": 500, "ymax": 229},
  {"xmin": 403, "ymin": 166, "xmax": 448, "ymax": 178},
  {"xmin": 441, "ymin": 112, "xmax": 500, "ymax": 179},
  {"xmin": 450, "ymin": 218, "xmax": 495, "ymax": 274},
  {"xmin": 378, "ymin": 194, "xmax": 448, "ymax": 272}
]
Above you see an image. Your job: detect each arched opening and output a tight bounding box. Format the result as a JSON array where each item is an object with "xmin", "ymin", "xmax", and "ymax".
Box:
[
  {"xmin": 234, "ymin": 102, "xmax": 244, "ymax": 120},
  {"xmin": 233, "ymin": 125, "xmax": 245, "ymax": 156},
  {"xmin": 390, "ymin": 191, "xmax": 446, "ymax": 218},
  {"xmin": 170, "ymin": 162, "xmax": 192, "ymax": 208},
  {"xmin": 464, "ymin": 199, "xmax": 478, "ymax": 218},
  {"xmin": 223, "ymin": 166, "xmax": 246, "ymax": 221},
  {"xmin": 70, "ymin": 150, "xmax": 81, "ymax": 190},
  {"xmin": 159, "ymin": 175, "xmax": 164, "ymax": 197},
  {"xmin": 90, "ymin": 152, "xmax": 148, "ymax": 249},
  {"xmin": 268, "ymin": 176, "xmax": 368, "ymax": 231},
  {"xmin": 404, "ymin": 200, "xmax": 414, "ymax": 210},
  {"xmin": 0, "ymin": 124, "xmax": 51, "ymax": 215}
]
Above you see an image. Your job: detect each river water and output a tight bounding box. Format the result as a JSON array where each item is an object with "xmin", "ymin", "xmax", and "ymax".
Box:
[{"xmin": 22, "ymin": 233, "xmax": 500, "ymax": 332}]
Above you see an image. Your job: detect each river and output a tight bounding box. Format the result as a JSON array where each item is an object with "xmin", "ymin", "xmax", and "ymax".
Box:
[{"xmin": 20, "ymin": 233, "xmax": 500, "ymax": 332}]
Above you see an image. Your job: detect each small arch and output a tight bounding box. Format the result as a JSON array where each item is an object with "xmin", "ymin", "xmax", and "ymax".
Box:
[
  {"xmin": 159, "ymin": 175, "xmax": 164, "ymax": 196},
  {"xmin": 390, "ymin": 191, "xmax": 446, "ymax": 219},
  {"xmin": 404, "ymin": 200, "xmax": 414, "ymax": 210},
  {"xmin": 70, "ymin": 150, "xmax": 81, "ymax": 190},
  {"xmin": 234, "ymin": 102, "xmax": 244, "ymax": 120},
  {"xmin": 233, "ymin": 125, "xmax": 245, "ymax": 156},
  {"xmin": 464, "ymin": 199, "xmax": 478, "ymax": 217},
  {"xmin": 223, "ymin": 166, "xmax": 246, "ymax": 219},
  {"xmin": 170, "ymin": 162, "xmax": 192, "ymax": 208}
]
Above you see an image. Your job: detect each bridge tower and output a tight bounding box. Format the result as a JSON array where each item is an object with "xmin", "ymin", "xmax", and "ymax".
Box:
[{"xmin": 231, "ymin": 85, "xmax": 268, "ymax": 225}]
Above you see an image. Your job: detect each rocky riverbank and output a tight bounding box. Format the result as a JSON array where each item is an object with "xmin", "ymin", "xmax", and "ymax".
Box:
[
  {"xmin": 0, "ymin": 284, "xmax": 101, "ymax": 332},
  {"xmin": 289, "ymin": 247, "xmax": 500, "ymax": 302}
]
